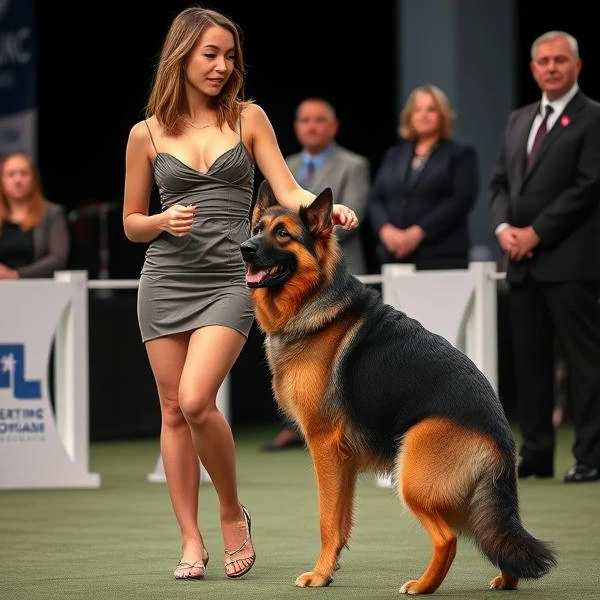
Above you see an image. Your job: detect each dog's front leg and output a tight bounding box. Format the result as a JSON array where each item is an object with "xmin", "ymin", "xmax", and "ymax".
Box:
[{"xmin": 296, "ymin": 431, "xmax": 357, "ymax": 587}]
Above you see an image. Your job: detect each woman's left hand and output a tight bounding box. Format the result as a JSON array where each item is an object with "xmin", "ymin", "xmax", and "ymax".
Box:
[{"xmin": 332, "ymin": 204, "xmax": 359, "ymax": 229}]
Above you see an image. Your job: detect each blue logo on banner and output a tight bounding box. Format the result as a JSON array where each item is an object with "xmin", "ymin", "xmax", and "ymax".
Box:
[{"xmin": 0, "ymin": 344, "xmax": 41, "ymax": 399}]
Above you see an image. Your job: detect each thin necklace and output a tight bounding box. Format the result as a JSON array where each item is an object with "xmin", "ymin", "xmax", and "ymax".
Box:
[
  {"xmin": 181, "ymin": 117, "xmax": 216, "ymax": 130},
  {"xmin": 412, "ymin": 141, "xmax": 437, "ymax": 168}
]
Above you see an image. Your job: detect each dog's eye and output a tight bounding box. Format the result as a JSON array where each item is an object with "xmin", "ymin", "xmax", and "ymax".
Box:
[
  {"xmin": 276, "ymin": 228, "xmax": 290, "ymax": 239},
  {"xmin": 253, "ymin": 224, "xmax": 263, "ymax": 235}
]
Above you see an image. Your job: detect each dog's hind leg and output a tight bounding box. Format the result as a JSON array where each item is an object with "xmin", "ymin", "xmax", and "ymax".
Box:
[
  {"xmin": 397, "ymin": 418, "xmax": 475, "ymax": 595},
  {"xmin": 398, "ymin": 506, "xmax": 457, "ymax": 594},
  {"xmin": 295, "ymin": 429, "xmax": 358, "ymax": 588},
  {"xmin": 489, "ymin": 572, "xmax": 519, "ymax": 590}
]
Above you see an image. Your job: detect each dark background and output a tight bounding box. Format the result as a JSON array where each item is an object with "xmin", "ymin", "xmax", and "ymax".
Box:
[
  {"xmin": 516, "ymin": 3, "xmax": 600, "ymax": 105},
  {"xmin": 35, "ymin": 1, "xmax": 398, "ymax": 278},
  {"xmin": 34, "ymin": 1, "xmax": 600, "ymax": 279},
  {"xmin": 33, "ymin": 1, "xmax": 600, "ymax": 438}
]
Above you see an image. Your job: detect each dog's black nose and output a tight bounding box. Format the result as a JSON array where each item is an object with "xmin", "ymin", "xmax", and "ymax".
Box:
[{"xmin": 240, "ymin": 239, "xmax": 257, "ymax": 260}]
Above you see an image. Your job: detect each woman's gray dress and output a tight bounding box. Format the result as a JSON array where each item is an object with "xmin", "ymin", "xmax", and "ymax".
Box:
[{"xmin": 137, "ymin": 139, "xmax": 254, "ymax": 342}]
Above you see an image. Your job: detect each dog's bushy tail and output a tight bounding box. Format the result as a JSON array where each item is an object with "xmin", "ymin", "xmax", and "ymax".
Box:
[{"xmin": 469, "ymin": 462, "xmax": 557, "ymax": 579}]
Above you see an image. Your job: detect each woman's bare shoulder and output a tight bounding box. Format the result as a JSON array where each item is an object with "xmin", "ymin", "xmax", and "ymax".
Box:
[
  {"xmin": 129, "ymin": 116, "xmax": 158, "ymax": 139},
  {"xmin": 241, "ymin": 103, "xmax": 268, "ymax": 123}
]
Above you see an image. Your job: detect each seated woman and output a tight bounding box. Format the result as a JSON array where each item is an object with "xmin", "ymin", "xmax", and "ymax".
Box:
[
  {"xmin": 367, "ymin": 84, "xmax": 479, "ymax": 270},
  {"xmin": 0, "ymin": 151, "xmax": 69, "ymax": 279}
]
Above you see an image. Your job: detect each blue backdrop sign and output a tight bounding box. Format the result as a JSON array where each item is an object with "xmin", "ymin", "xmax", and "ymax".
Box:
[{"xmin": 0, "ymin": 0, "xmax": 36, "ymax": 157}]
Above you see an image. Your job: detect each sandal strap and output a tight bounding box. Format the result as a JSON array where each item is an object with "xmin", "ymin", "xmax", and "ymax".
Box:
[
  {"xmin": 176, "ymin": 560, "xmax": 206, "ymax": 569},
  {"xmin": 224, "ymin": 506, "xmax": 252, "ymax": 557},
  {"xmin": 225, "ymin": 556, "xmax": 254, "ymax": 569},
  {"xmin": 224, "ymin": 536, "xmax": 249, "ymax": 558}
]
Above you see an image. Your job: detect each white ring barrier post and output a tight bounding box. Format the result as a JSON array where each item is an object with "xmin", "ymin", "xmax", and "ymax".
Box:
[
  {"xmin": 375, "ymin": 262, "xmax": 498, "ymax": 488},
  {"xmin": 146, "ymin": 376, "xmax": 230, "ymax": 484},
  {"xmin": 0, "ymin": 271, "xmax": 100, "ymax": 489}
]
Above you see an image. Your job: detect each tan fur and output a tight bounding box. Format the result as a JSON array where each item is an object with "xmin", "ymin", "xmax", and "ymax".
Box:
[
  {"xmin": 397, "ymin": 417, "xmax": 503, "ymax": 593},
  {"xmin": 251, "ymin": 214, "xmax": 324, "ymax": 333},
  {"xmin": 268, "ymin": 317, "xmax": 352, "ymax": 430}
]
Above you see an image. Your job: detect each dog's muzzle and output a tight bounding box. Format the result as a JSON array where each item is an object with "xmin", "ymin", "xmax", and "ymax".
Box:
[
  {"xmin": 240, "ymin": 239, "xmax": 257, "ymax": 262},
  {"xmin": 240, "ymin": 237, "xmax": 295, "ymax": 288}
]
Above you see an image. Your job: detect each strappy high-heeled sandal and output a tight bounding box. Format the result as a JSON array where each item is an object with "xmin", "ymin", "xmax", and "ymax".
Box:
[
  {"xmin": 224, "ymin": 505, "xmax": 256, "ymax": 578},
  {"xmin": 174, "ymin": 547, "xmax": 210, "ymax": 580}
]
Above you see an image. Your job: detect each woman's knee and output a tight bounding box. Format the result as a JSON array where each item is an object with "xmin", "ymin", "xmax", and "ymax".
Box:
[
  {"xmin": 179, "ymin": 392, "xmax": 216, "ymax": 427},
  {"xmin": 160, "ymin": 393, "xmax": 187, "ymax": 428}
]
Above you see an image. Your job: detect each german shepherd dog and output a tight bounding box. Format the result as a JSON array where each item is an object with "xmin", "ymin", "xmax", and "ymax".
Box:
[{"xmin": 240, "ymin": 182, "xmax": 556, "ymax": 594}]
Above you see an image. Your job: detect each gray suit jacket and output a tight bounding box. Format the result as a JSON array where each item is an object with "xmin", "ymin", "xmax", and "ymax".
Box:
[
  {"xmin": 286, "ymin": 143, "xmax": 370, "ymax": 274},
  {"xmin": 18, "ymin": 201, "xmax": 70, "ymax": 278}
]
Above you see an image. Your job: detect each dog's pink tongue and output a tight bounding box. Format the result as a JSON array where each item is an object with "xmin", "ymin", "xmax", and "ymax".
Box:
[{"xmin": 246, "ymin": 268, "xmax": 267, "ymax": 284}]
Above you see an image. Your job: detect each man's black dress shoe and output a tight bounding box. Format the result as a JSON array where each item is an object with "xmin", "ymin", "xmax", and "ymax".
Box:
[
  {"xmin": 517, "ymin": 455, "xmax": 554, "ymax": 479},
  {"xmin": 564, "ymin": 463, "xmax": 600, "ymax": 483}
]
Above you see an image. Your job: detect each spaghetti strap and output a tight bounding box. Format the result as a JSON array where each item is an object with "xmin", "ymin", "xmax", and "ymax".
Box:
[{"xmin": 144, "ymin": 119, "xmax": 158, "ymax": 156}]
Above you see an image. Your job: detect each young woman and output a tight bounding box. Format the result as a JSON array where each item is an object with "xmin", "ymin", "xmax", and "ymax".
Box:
[
  {"xmin": 0, "ymin": 151, "xmax": 69, "ymax": 279},
  {"xmin": 122, "ymin": 7, "xmax": 358, "ymax": 581}
]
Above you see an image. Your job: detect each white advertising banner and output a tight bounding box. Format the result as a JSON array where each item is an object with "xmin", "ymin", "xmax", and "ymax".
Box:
[{"xmin": 0, "ymin": 273, "xmax": 100, "ymax": 489}]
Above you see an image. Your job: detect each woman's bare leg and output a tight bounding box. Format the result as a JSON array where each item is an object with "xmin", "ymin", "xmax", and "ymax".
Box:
[
  {"xmin": 146, "ymin": 333, "xmax": 207, "ymax": 577},
  {"xmin": 179, "ymin": 326, "xmax": 255, "ymax": 575}
]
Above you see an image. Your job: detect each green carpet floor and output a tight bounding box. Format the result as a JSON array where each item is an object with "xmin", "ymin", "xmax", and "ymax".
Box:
[{"xmin": 1, "ymin": 424, "xmax": 599, "ymax": 599}]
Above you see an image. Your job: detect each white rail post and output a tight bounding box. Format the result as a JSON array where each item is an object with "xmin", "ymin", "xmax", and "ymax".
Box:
[
  {"xmin": 0, "ymin": 271, "xmax": 100, "ymax": 489},
  {"xmin": 466, "ymin": 261, "xmax": 498, "ymax": 393}
]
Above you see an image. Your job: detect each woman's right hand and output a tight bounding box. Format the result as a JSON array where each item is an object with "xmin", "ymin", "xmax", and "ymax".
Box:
[{"xmin": 160, "ymin": 204, "xmax": 196, "ymax": 237}]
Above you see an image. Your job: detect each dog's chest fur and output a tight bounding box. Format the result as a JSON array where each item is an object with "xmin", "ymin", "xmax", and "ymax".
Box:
[{"xmin": 264, "ymin": 315, "xmax": 357, "ymax": 427}]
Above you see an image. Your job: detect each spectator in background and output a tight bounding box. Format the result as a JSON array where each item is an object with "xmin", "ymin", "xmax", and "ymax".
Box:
[
  {"xmin": 0, "ymin": 151, "xmax": 69, "ymax": 278},
  {"xmin": 285, "ymin": 97, "xmax": 370, "ymax": 274},
  {"xmin": 489, "ymin": 30, "xmax": 600, "ymax": 483},
  {"xmin": 261, "ymin": 97, "xmax": 371, "ymax": 451},
  {"xmin": 367, "ymin": 84, "xmax": 478, "ymax": 270}
]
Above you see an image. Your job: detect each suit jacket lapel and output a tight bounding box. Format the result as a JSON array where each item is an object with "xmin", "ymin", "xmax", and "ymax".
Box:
[
  {"xmin": 409, "ymin": 143, "xmax": 444, "ymax": 190},
  {"xmin": 526, "ymin": 93, "xmax": 584, "ymax": 178},
  {"xmin": 310, "ymin": 149, "xmax": 339, "ymax": 192},
  {"xmin": 286, "ymin": 154, "xmax": 302, "ymax": 180},
  {"xmin": 392, "ymin": 142, "xmax": 413, "ymax": 191},
  {"xmin": 514, "ymin": 104, "xmax": 538, "ymax": 190}
]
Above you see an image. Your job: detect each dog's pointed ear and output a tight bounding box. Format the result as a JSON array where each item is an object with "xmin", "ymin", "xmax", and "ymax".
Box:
[
  {"xmin": 300, "ymin": 187, "xmax": 333, "ymax": 234},
  {"xmin": 251, "ymin": 180, "xmax": 279, "ymax": 228}
]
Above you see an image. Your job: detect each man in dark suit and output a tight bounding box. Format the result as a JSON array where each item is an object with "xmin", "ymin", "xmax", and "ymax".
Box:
[
  {"xmin": 489, "ymin": 30, "xmax": 600, "ymax": 483},
  {"xmin": 262, "ymin": 97, "xmax": 371, "ymax": 451}
]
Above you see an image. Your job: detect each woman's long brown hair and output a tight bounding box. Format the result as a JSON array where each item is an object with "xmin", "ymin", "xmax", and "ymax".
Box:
[{"xmin": 145, "ymin": 7, "xmax": 253, "ymax": 134}]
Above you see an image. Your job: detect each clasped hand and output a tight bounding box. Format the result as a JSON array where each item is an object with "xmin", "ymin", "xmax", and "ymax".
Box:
[
  {"xmin": 498, "ymin": 225, "xmax": 540, "ymax": 261},
  {"xmin": 161, "ymin": 204, "xmax": 196, "ymax": 237},
  {"xmin": 380, "ymin": 224, "xmax": 425, "ymax": 259}
]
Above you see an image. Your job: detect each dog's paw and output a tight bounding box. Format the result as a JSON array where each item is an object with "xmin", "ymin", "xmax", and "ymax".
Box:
[
  {"xmin": 489, "ymin": 574, "xmax": 519, "ymax": 590},
  {"xmin": 399, "ymin": 579, "xmax": 425, "ymax": 594},
  {"xmin": 295, "ymin": 571, "xmax": 333, "ymax": 587}
]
